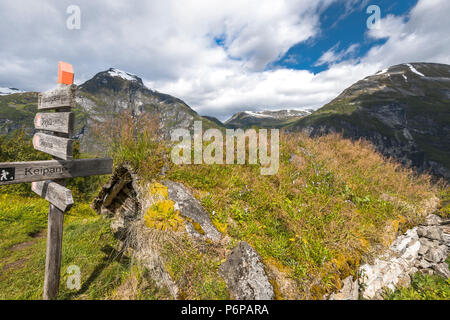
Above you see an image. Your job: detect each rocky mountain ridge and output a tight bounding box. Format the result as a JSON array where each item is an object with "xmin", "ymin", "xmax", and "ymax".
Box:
[
  {"xmin": 76, "ymin": 68, "xmax": 219, "ymax": 152},
  {"xmin": 288, "ymin": 62, "xmax": 450, "ymax": 180},
  {"xmin": 1, "ymin": 63, "xmax": 449, "ymax": 180},
  {"xmin": 225, "ymin": 109, "xmax": 312, "ymax": 129}
]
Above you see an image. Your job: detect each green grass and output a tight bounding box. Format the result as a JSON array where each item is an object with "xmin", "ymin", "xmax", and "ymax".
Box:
[
  {"xmin": 0, "ymin": 194, "xmax": 48, "ymax": 260},
  {"xmin": 0, "ymin": 194, "xmax": 169, "ymax": 300},
  {"xmin": 0, "ymin": 131, "xmax": 166, "ymax": 300},
  {"xmin": 163, "ymin": 133, "xmax": 442, "ymax": 298},
  {"xmin": 384, "ymin": 264, "xmax": 450, "ymax": 300},
  {"xmin": 100, "ymin": 120, "xmax": 445, "ymax": 298},
  {"xmin": 0, "ymin": 120, "xmax": 447, "ymax": 300}
]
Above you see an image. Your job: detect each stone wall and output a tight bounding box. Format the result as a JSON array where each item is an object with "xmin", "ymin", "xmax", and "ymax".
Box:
[{"xmin": 330, "ymin": 214, "xmax": 450, "ymax": 300}]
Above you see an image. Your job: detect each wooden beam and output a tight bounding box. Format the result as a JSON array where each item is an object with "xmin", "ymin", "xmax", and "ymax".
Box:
[
  {"xmin": 38, "ymin": 85, "xmax": 76, "ymax": 110},
  {"xmin": 33, "ymin": 132, "xmax": 73, "ymax": 160},
  {"xmin": 34, "ymin": 112, "xmax": 74, "ymax": 135},
  {"xmin": 0, "ymin": 158, "xmax": 113, "ymax": 185},
  {"xmin": 31, "ymin": 180, "xmax": 74, "ymax": 212},
  {"xmin": 43, "ymin": 203, "xmax": 64, "ymax": 300},
  {"xmin": 43, "ymin": 178, "xmax": 66, "ymax": 300}
]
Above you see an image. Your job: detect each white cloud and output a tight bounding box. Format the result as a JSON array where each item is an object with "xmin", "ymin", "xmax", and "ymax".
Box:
[
  {"xmin": 363, "ymin": 0, "xmax": 450, "ymax": 67},
  {"xmin": 0, "ymin": 0, "xmax": 449, "ymax": 121},
  {"xmin": 314, "ymin": 43, "xmax": 359, "ymax": 67}
]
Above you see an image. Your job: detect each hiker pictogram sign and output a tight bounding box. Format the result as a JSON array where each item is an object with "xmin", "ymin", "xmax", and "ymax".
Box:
[
  {"xmin": 0, "ymin": 62, "xmax": 113, "ymax": 300},
  {"xmin": 0, "ymin": 167, "xmax": 15, "ymax": 182}
]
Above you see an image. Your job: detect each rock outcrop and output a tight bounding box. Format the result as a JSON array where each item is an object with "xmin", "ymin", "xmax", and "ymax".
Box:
[
  {"xmin": 218, "ymin": 241, "xmax": 274, "ymax": 300},
  {"xmin": 92, "ymin": 165, "xmax": 275, "ymax": 300},
  {"xmin": 164, "ymin": 180, "xmax": 222, "ymax": 241}
]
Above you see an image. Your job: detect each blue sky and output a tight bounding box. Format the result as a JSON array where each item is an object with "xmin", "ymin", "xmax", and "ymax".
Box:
[{"xmin": 0, "ymin": 0, "xmax": 449, "ymax": 120}]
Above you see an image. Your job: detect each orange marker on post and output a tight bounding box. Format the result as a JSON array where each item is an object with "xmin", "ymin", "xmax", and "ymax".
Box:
[{"xmin": 57, "ymin": 61, "xmax": 74, "ymax": 85}]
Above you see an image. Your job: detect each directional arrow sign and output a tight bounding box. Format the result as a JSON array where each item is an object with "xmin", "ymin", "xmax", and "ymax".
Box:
[
  {"xmin": 33, "ymin": 132, "xmax": 73, "ymax": 160},
  {"xmin": 34, "ymin": 112, "xmax": 74, "ymax": 135},
  {"xmin": 32, "ymin": 181, "xmax": 74, "ymax": 212},
  {"xmin": 38, "ymin": 85, "xmax": 76, "ymax": 110},
  {"xmin": 0, "ymin": 158, "xmax": 113, "ymax": 186}
]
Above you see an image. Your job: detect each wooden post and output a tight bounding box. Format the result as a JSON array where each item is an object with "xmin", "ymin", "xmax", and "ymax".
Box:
[
  {"xmin": 43, "ymin": 108, "xmax": 70, "ymax": 299},
  {"xmin": 43, "ymin": 191, "xmax": 65, "ymax": 300},
  {"xmin": 42, "ymin": 63, "xmax": 76, "ymax": 300}
]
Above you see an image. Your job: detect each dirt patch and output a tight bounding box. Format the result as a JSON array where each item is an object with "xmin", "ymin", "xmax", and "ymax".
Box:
[
  {"xmin": 1, "ymin": 230, "xmax": 46, "ymax": 275},
  {"xmin": 2, "ymin": 258, "xmax": 28, "ymax": 272},
  {"xmin": 9, "ymin": 230, "xmax": 45, "ymax": 252}
]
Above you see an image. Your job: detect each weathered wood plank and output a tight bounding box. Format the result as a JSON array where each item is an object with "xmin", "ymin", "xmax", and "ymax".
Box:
[
  {"xmin": 38, "ymin": 85, "xmax": 76, "ymax": 110},
  {"xmin": 34, "ymin": 112, "xmax": 74, "ymax": 135},
  {"xmin": 103, "ymin": 178, "xmax": 130, "ymax": 207},
  {"xmin": 0, "ymin": 158, "xmax": 113, "ymax": 185},
  {"xmin": 43, "ymin": 201, "xmax": 64, "ymax": 300},
  {"xmin": 33, "ymin": 132, "xmax": 73, "ymax": 160},
  {"xmin": 31, "ymin": 180, "xmax": 74, "ymax": 212}
]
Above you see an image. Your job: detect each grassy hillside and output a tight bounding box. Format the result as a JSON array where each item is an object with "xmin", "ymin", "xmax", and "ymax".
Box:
[
  {"xmin": 96, "ymin": 116, "xmax": 448, "ymax": 299},
  {"xmin": 163, "ymin": 134, "xmax": 447, "ymax": 299}
]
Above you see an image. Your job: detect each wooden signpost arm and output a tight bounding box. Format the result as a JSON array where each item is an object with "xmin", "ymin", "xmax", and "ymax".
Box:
[{"xmin": 0, "ymin": 158, "xmax": 113, "ymax": 185}]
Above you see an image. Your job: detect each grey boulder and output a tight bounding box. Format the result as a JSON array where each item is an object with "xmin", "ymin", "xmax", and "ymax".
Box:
[{"xmin": 219, "ymin": 241, "xmax": 274, "ymax": 300}]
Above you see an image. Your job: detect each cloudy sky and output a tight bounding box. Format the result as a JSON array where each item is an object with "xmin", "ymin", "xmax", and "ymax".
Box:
[{"xmin": 1, "ymin": 0, "xmax": 449, "ymax": 120}]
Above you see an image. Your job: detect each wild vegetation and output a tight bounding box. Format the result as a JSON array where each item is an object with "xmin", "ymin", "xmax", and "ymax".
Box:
[
  {"xmin": 92, "ymin": 113, "xmax": 448, "ymax": 299},
  {"xmin": 0, "ymin": 115, "xmax": 448, "ymax": 299},
  {"xmin": 0, "ymin": 129, "xmax": 143, "ymax": 299}
]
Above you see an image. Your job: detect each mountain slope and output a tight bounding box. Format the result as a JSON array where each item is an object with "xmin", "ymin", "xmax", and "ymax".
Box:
[
  {"xmin": 201, "ymin": 115, "xmax": 224, "ymax": 127},
  {"xmin": 287, "ymin": 63, "xmax": 450, "ymax": 180},
  {"xmin": 0, "ymin": 92, "xmax": 37, "ymax": 135},
  {"xmin": 225, "ymin": 109, "xmax": 311, "ymax": 129},
  {"xmin": 76, "ymin": 68, "xmax": 219, "ymax": 152}
]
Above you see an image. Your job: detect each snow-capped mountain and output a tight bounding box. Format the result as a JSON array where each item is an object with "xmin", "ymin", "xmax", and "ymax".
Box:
[
  {"xmin": 288, "ymin": 62, "xmax": 450, "ymax": 180},
  {"xmin": 106, "ymin": 68, "xmax": 141, "ymax": 82},
  {"xmin": 0, "ymin": 68, "xmax": 219, "ymax": 149},
  {"xmin": 0, "ymin": 87, "xmax": 24, "ymax": 95},
  {"xmin": 225, "ymin": 109, "xmax": 312, "ymax": 128}
]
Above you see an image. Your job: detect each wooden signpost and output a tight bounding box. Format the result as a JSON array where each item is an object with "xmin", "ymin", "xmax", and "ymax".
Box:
[
  {"xmin": 0, "ymin": 62, "xmax": 113, "ymax": 300},
  {"xmin": 31, "ymin": 181, "xmax": 74, "ymax": 212},
  {"xmin": 33, "ymin": 132, "xmax": 74, "ymax": 160},
  {"xmin": 0, "ymin": 158, "xmax": 112, "ymax": 185},
  {"xmin": 37, "ymin": 85, "xmax": 76, "ymax": 110},
  {"xmin": 35, "ymin": 112, "xmax": 75, "ymax": 135}
]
